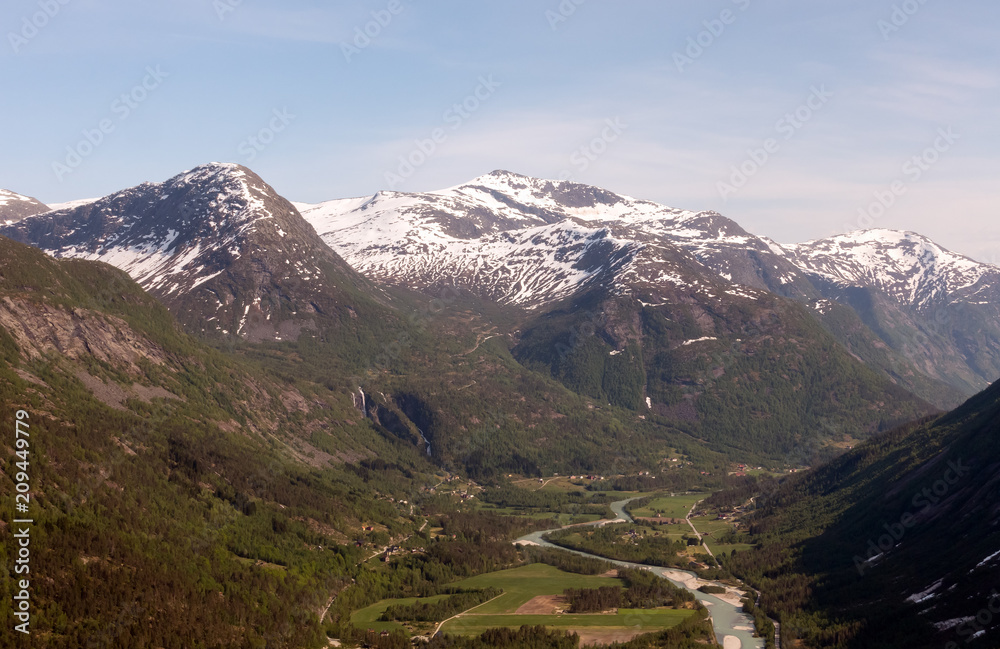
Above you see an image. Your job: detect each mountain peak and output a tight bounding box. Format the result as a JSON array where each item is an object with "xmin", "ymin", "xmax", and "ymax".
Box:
[
  {"xmin": 0, "ymin": 188, "xmax": 40, "ymax": 203},
  {"xmin": 783, "ymin": 228, "xmax": 994, "ymax": 308},
  {"xmin": 485, "ymin": 169, "xmax": 525, "ymax": 179},
  {"xmin": 451, "ymin": 169, "xmax": 547, "ymax": 193},
  {"xmin": 0, "ymin": 163, "xmax": 376, "ymax": 341},
  {"xmin": 0, "ymin": 188, "xmax": 49, "ymax": 223},
  {"xmin": 169, "ymin": 162, "xmax": 251, "ymax": 186}
]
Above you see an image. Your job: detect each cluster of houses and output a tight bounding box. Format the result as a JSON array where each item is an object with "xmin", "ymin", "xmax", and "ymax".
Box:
[
  {"xmin": 382, "ymin": 545, "xmax": 424, "ymax": 562},
  {"xmin": 420, "ymin": 476, "xmax": 480, "ymax": 498}
]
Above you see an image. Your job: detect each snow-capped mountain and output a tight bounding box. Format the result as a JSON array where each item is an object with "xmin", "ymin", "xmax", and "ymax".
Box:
[
  {"xmin": 776, "ymin": 229, "xmax": 1000, "ymax": 310},
  {"xmin": 772, "ymin": 230, "xmax": 1000, "ymax": 395},
  {"xmin": 296, "ymin": 171, "xmax": 998, "ymax": 400},
  {"xmin": 1, "ymin": 164, "xmax": 384, "ymax": 341},
  {"xmin": 3, "ymin": 164, "xmax": 995, "ymax": 402},
  {"xmin": 295, "ymin": 170, "xmax": 807, "ymax": 309},
  {"xmin": 0, "ymin": 189, "xmax": 48, "ymax": 223}
]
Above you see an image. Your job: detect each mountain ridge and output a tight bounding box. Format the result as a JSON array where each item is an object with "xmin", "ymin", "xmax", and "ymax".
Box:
[
  {"xmin": 1, "ymin": 163, "xmax": 398, "ymax": 346},
  {"xmin": 292, "ymin": 171, "xmax": 996, "ymax": 403},
  {"xmin": 0, "ymin": 165, "xmax": 969, "ymax": 461}
]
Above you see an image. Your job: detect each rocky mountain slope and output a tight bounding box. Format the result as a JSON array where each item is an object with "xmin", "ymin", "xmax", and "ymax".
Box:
[
  {"xmin": 294, "ymin": 170, "xmax": 816, "ymax": 309},
  {"xmin": 300, "ymin": 173, "xmax": 939, "ymax": 456},
  {"xmin": 0, "ymin": 188, "xmax": 48, "ymax": 223},
  {"xmin": 1, "ymin": 164, "xmax": 398, "ymax": 349},
  {"xmin": 776, "ymin": 230, "xmax": 1000, "ymax": 395},
  {"xmin": 0, "ymin": 166, "xmax": 941, "ymax": 463},
  {"xmin": 777, "ymin": 229, "xmax": 996, "ymax": 310}
]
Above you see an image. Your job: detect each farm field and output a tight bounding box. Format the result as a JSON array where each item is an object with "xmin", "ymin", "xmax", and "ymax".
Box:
[
  {"xmin": 657, "ymin": 522, "xmax": 694, "ymax": 543},
  {"xmin": 441, "ymin": 608, "xmax": 693, "ymax": 638},
  {"xmin": 440, "ymin": 564, "xmax": 696, "ymax": 642},
  {"xmin": 628, "ymin": 493, "xmax": 706, "ymax": 519},
  {"xmin": 689, "ymin": 515, "xmax": 754, "ymax": 556},
  {"xmin": 353, "ymin": 564, "xmax": 698, "ymax": 642},
  {"xmin": 351, "ymin": 594, "xmax": 450, "ymax": 633},
  {"xmin": 448, "ymin": 563, "xmax": 623, "ymax": 613}
]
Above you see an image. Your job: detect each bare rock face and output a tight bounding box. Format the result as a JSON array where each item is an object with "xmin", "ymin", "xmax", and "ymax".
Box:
[{"xmin": 0, "ymin": 296, "xmax": 167, "ymax": 371}]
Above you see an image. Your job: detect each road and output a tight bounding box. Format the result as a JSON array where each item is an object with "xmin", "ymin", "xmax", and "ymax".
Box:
[
  {"xmin": 534, "ymin": 477, "xmax": 557, "ymax": 491},
  {"xmin": 320, "ymin": 518, "xmax": 429, "ymax": 624},
  {"xmin": 685, "ymin": 499, "xmax": 715, "ymax": 558},
  {"xmin": 431, "ymin": 592, "xmax": 506, "ymax": 637},
  {"xmin": 458, "ymin": 334, "xmax": 498, "ymax": 356}
]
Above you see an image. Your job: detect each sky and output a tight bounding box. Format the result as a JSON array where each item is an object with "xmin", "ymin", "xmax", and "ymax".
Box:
[{"xmin": 2, "ymin": 0, "xmax": 998, "ymax": 263}]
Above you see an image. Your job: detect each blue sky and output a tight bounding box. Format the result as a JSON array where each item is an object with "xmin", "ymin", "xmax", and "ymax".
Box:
[{"xmin": 2, "ymin": 0, "xmax": 998, "ymax": 262}]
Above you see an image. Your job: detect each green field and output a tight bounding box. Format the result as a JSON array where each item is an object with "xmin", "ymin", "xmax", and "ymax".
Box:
[
  {"xmin": 442, "ymin": 609, "xmax": 693, "ymax": 636},
  {"xmin": 351, "ymin": 594, "xmax": 449, "ymax": 632},
  {"xmin": 689, "ymin": 515, "xmax": 754, "ymax": 556},
  {"xmin": 353, "ymin": 563, "xmax": 697, "ymax": 640},
  {"xmin": 629, "ymin": 494, "xmax": 705, "ymax": 519},
  {"xmin": 449, "ymin": 563, "xmax": 623, "ymax": 613},
  {"xmin": 658, "ymin": 522, "xmax": 694, "ymax": 542},
  {"xmin": 476, "ymin": 503, "xmax": 603, "ymax": 526},
  {"xmin": 443, "ymin": 564, "xmax": 694, "ymax": 637}
]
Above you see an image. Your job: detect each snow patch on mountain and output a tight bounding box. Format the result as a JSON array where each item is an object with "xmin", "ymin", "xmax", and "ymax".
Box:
[
  {"xmin": 779, "ymin": 229, "xmax": 992, "ymax": 308},
  {"xmin": 299, "ymin": 187, "xmax": 640, "ymax": 306},
  {"xmin": 5, "ymin": 163, "xmax": 288, "ymax": 298},
  {"xmin": 296, "ymin": 171, "xmax": 776, "ymax": 307},
  {"xmin": 1, "ymin": 189, "xmax": 49, "ymax": 223},
  {"xmin": 0, "ymin": 189, "xmax": 37, "ymax": 207},
  {"xmin": 46, "ymin": 197, "xmax": 101, "ymax": 212}
]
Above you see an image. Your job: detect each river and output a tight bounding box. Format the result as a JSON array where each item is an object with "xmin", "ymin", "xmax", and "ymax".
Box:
[{"xmin": 514, "ymin": 498, "xmax": 763, "ymax": 649}]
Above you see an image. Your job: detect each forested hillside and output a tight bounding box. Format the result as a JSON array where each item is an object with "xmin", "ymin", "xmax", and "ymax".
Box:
[
  {"xmin": 715, "ymin": 378, "xmax": 1000, "ymax": 648},
  {"xmin": 0, "ymin": 236, "xmax": 438, "ymax": 647}
]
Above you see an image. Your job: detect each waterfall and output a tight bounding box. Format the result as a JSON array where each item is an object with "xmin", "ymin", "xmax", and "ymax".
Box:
[{"xmin": 416, "ymin": 428, "xmax": 432, "ymax": 457}]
